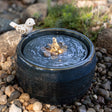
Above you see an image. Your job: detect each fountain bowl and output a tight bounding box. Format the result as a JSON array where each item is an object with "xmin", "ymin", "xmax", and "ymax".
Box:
[{"xmin": 16, "ymin": 28, "xmax": 96, "ymax": 104}]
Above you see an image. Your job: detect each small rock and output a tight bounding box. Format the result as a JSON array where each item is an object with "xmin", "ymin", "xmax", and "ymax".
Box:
[
  {"xmin": 33, "ymin": 101, "xmax": 42, "ymax": 111},
  {"xmin": 93, "ymin": 95, "xmax": 97, "ymax": 100},
  {"xmin": 87, "ymin": 108, "xmax": 96, "ymax": 112},
  {"xmin": 78, "ymin": 105, "xmax": 86, "ymax": 112},
  {"xmin": 108, "ymin": 72, "xmax": 112, "ymax": 77},
  {"xmin": 0, "ymin": 17, "xmax": 13, "ymax": 34},
  {"xmin": 23, "ymin": 0, "xmax": 36, "ymax": 5},
  {"xmin": 97, "ymin": 88, "xmax": 109, "ymax": 97},
  {"xmin": 98, "ymin": 96, "xmax": 105, "ymax": 104},
  {"xmin": 7, "ymin": 75, "xmax": 15, "ymax": 83},
  {"xmin": 104, "ymin": 107, "xmax": 112, "ymax": 112},
  {"xmin": 97, "ymin": 67, "xmax": 103, "ymax": 73},
  {"xmin": 13, "ymin": 100, "xmax": 22, "ymax": 108},
  {"xmin": 1, "ymin": 61, "xmax": 12, "ymax": 71},
  {"xmin": 94, "ymin": 105, "xmax": 100, "ymax": 112},
  {"xmin": 9, "ymin": 104, "xmax": 22, "ymax": 112},
  {"xmin": 104, "ymin": 57, "xmax": 112, "ymax": 62},
  {"xmin": 100, "ymin": 48, "xmax": 107, "ymax": 54},
  {"xmin": 49, "ymin": 106, "xmax": 57, "ymax": 111},
  {"xmin": 19, "ymin": 93, "xmax": 30, "ymax": 102},
  {"xmin": 96, "ymin": 52, "xmax": 102, "ymax": 58},
  {"xmin": 65, "ymin": 108, "xmax": 72, "ymax": 112},
  {"xmin": 1, "ymin": 86, "xmax": 6, "ymax": 92},
  {"xmin": 26, "ymin": 104, "xmax": 33, "ymax": 111},
  {"xmin": 8, "ymin": 91, "xmax": 20, "ymax": 102},
  {"xmin": 0, "ymin": 95, "xmax": 7, "ymax": 105},
  {"xmin": 96, "ymin": 28, "xmax": 112, "ymax": 54},
  {"xmin": 101, "ymin": 81, "xmax": 111, "ymax": 90},
  {"xmin": 97, "ymin": 63, "xmax": 106, "ymax": 69},
  {"xmin": 75, "ymin": 102, "xmax": 82, "ymax": 106},
  {"xmin": 5, "ymin": 85, "xmax": 15, "ymax": 97}
]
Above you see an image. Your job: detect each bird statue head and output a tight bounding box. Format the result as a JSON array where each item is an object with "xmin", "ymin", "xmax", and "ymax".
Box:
[{"xmin": 25, "ymin": 18, "xmax": 36, "ymax": 27}]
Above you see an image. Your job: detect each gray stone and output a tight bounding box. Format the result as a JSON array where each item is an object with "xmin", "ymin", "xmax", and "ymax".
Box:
[
  {"xmin": 104, "ymin": 57, "xmax": 112, "ymax": 62},
  {"xmin": 8, "ymin": 91, "xmax": 20, "ymax": 102},
  {"xmin": 97, "ymin": 63, "xmax": 106, "ymax": 69},
  {"xmin": 96, "ymin": 52, "xmax": 102, "ymax": 58},
  {"xmin": 104, "ymin": 107, "xmax": 112, "ymax": 112},
  {"xmin": 102, "ymin": 81, "xmax": 111, "ymax": 90},
  {"xmin": 9, "ymin": 104, "xmax": 22, "ymax": 112},
  {"xmin": 78, "ymin": 105, "xmax": 87, "ymax": 112},
  {"xmin": 0, "ymin": 17, "xmax": 13, "ymax": 34},
  {"xmin": 100, "ymin": 48, "xmax": 107, "ymax": 54},
  {"xmin": 21, "ymin": 3, "xmax": 47, "ymax": 22},
  {"xmin": 94, "ymin": 105, "xmax": 100, "ymax": 112},
  {"xmin": 7, "ymin": 75, "xmax": 15, "ymax": 83},
  {"xmin": 98, "ymin": 96, "xmax": 105, "ymax": 104},
  {"xmin": 108, "ymin": 71, "xmax": 112, "ymax": 77},
  {"xmin": 75, "ymin": 102, "xmax": 82, "ymax": 106},
  {"xmin": 97, "ymin": 88, "xmax": 109, "ymax": 97},
  {"xmin": 96, "ymin": 28, "xmax": 112, "ymax": 54},
  {"xmin": 0, "ymin": 95, "xmax": 7, "ymax": 105}
]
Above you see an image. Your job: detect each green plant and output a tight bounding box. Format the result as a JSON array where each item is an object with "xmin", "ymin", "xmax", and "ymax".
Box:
[{"xmin": 36, "ymin": 4, "xmax": 109, "ymax": 41}]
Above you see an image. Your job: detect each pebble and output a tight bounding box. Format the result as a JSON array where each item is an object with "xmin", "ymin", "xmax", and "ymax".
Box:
[
  {"xmin": 7, "ymin": 75, "xmax": 15, "ymax": 83},
  {"xmin": 87, "ymin": 108, "xmax": 96, "ymax": 112},
  {"xmin": 100, "ymin": 48, "xmax": 107, "ymax": 54},
  {"xmin": 104, "ymin": 57, "xmax": 112, "ymax": 62},
  {"xmin": 101, "ymin": 81, "xmax": 111, "ymax": 90},
  {"xmin": 19, "ymin": 93, "xmax": 30, "ymax": 102},
  {"xmin": 9, "ymin": 104, "xmax": 22, "ymax": 112},
  {"xmin": 8, "ymin": 91, "xmax": 20, "ymax": 102},
  {"xmin": 13, "ymin": 100, "xmax": 22, "ymax": 108},
  {"xmin": 75, "ymin": 102, "xmax": 82, "ymax": 106},
  {"xmin": 96, "ymin": 52, "xmax": 102, "ymax": 58},
  {"xmin": 0, "ymin": 95, "xmax": 7, "ymax": 105},
  {"xmin": 93, "ymin": 94, "xmax": 97, "ymax": 99},
  {"xmin": 97, "ymin": 88, "xmax": 110, "ymax": 97},
  {"xmin": 33, "ymin": 101, "xmax": 42, "ymax": 111},
  {"xmin": 78, "ymin": 105, "xmax": 86, "ymax": 112},
  {"xmin": 98, "ymin": 96, "xmax": 105, "ymax": 104},
  {"xmin": 5, "ymin": 85, "xmax": 15, "ymax": 97},
  {"xmin": 26, "ymin": 104, "xmax": 33, "ymax": 111},
  {"xmin": 49, "ymin": 106, "xmax": 57, "ymax": 111}
]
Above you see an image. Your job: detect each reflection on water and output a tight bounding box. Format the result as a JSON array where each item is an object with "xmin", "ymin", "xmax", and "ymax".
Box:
[{"xmin": 23, "ymin": 35, "xmax": 88, "ymax": 69}]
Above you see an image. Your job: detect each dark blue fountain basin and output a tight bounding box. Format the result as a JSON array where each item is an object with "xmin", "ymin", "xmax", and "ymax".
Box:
[{"xmin": 16, "ymin": 28, "xmax": 96, "ymax": 104}]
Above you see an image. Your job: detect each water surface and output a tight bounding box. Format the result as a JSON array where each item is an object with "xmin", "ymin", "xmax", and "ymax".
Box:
[{"xmin": 23, "ymin": 35, "xmax": 88, "ymax": 69}]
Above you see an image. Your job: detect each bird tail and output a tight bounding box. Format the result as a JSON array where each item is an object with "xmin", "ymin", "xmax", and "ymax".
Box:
[{"xmin": 9, "ymin": 22, "xmax": 18, "ymax": 28}]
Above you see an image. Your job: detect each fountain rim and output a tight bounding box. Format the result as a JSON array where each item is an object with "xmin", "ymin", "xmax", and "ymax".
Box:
[{"xmin": 17, "ymin": 28, "xmax": 95, "ymax": 71}]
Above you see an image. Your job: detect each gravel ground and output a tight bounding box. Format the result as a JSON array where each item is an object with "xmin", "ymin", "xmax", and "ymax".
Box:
[{"xmin": 0, "ymin": 47, "xmax": 112, "ymax": 112}]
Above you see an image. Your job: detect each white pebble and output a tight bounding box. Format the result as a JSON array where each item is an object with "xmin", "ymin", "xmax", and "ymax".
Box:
[
  {"xmin": 9, "ymin": 104, "xmax": 22, "ymax": 112},
  {"xmin": 33, "ymin": 101, "xmax": 42, "ymax": 111}
]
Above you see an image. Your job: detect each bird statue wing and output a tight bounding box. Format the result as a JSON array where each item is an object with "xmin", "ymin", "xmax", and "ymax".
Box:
[{"xmin": 9, "ymin": 22, "xmax": 18, "ymax": 29}]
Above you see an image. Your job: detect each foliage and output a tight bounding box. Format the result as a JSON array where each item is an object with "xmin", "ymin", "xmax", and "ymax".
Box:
[{"xmin": 35, "ymin": 4, "xmax": 109, "ymax": 41}]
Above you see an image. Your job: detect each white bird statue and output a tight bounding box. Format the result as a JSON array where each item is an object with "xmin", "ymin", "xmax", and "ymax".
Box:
[{"xmin": 9, "ymin": 18, "xmax": 35, "ymax": 35}]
